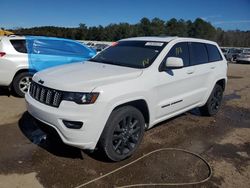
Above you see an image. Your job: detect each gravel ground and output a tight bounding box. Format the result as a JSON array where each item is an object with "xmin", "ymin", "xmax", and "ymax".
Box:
[{"xmin": 0, "ymin": 63, "xmax": 249, "ymax": 188}]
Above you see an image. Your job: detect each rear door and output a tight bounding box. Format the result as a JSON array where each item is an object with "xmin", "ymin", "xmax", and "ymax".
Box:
[
  {"xmin": 203, "ymin": 43, "xmax": 224, "ymax": 98},
  {"xmin": 188, "ymin": 42, "xmax": 215, "ymax": 104}
]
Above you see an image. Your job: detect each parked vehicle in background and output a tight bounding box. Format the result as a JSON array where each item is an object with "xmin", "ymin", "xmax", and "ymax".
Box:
[
  {"xmin": 223, "ymin": 48, "xmax": 242, "ymax": 62},
  {"xmin": 221, "ymin": 48, "xmax": 229, "ymax": 56},
  {"xmin": 86, "ymin": 42, "xmax": 95, "ymax": 48},
  {"xmin": 92, "ymin": 43, "xmax": 110, "ymax": 52},
  {"xmin": 236, "ymin": 49, "xmax": 250, "ymax": 64},
  {"xmin": 0, "ymin": 35, "xmax": 96, "ymax": 97},
  {"xmin": 26, "ymin": 36, "xmax": 227, "ymax": 161}
]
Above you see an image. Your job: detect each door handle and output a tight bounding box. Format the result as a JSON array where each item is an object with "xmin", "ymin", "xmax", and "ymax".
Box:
[{"xmin": 210, "ymin": 66, "xmax": 216, "ymax": 69}]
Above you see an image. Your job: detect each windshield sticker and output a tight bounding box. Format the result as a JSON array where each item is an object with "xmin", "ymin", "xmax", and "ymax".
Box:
[
  {"xmin": 145, "ymin": 42, "xmax": 164, "ymax": 47},
  {"xmin": 175, "ymin": 47, "xmax": 183, "ymax": 55},
  {"xmin": 142, "ymin": 58, "xmax": 150, "ymax": 67}
]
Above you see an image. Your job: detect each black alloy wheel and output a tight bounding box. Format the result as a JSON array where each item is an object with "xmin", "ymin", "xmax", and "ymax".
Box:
[
  {"xmin": 200, "ymin": 84, "xmax": 223, "ymax": 116},
  {"xmin": 99, "ymin": 106, "xmax": 145, "ymax": 161},
  {"xmin": 112, "ymin": 114, "xmax": 141, "ymax": 155}
]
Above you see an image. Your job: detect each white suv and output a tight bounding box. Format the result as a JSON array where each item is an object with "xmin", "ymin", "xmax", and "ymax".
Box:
[
  {"xmin": 26, "ymin": 37, "xmax": 227, "ymax": 161},
  {"xmin": 0, "ymin": 36, "xmax": 31, "ymax": 96}
]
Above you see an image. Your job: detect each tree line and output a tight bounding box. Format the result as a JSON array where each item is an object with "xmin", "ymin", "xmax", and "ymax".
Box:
[{"xmin": 10, "ymin": 18, "xmax": 250, "ymax": 47}]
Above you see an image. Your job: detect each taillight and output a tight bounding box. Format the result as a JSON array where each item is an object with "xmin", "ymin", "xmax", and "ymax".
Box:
[{"xmin": 0, "ymin": 52, "xmax": 6, "ymax": 57}]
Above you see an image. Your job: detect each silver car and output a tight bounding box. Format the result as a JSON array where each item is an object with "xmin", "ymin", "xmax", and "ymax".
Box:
[{"xmin": 236, "ymin": 49, "xmax": 250, "ymax": 64}]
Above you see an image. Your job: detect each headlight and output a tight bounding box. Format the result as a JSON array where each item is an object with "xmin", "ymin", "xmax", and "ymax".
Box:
[{"xmin": 63, "ymin": 92, "xmax": 99, "ymax": 104}]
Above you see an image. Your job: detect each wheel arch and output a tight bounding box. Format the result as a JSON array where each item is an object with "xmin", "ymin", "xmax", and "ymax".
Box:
[
  {"xmin": 11, "ymin": 68, "xmax": 36, "ymax": 87},
  {"xmin": 12, "ymin": 69, "xmax": 36, "ymax": 82},
  {"xmin": 200, "ymin": 77, "xmax": 227, "ymax": 107},
  {"xmin": 112, "ymin": 99, "xmax": 150, "ymax": 129},
  {"xmin": 11, "ymin": 69, "xmax": 35, "ymax": 97},
  {"xmin": 215, "ymin": 78, "xmax": 226, "ymax": 91}
]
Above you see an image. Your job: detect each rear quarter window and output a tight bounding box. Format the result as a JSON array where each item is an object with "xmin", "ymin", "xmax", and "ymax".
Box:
[
  {"xmin": 189, "ymin": 42, "xmax": 208, "ymax": 65},
  {"xmin": 206, "ymin": 44, "xmax": 223, "ymax": 62},
  {"xmin": 10, "ymin": 39, "xmax": 27, "ymax": 53}
]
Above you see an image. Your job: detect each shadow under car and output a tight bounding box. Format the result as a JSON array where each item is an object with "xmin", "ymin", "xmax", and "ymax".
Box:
[{"xmin": 18, "ymin": 112, "xmax": 83, "ymax": 159}]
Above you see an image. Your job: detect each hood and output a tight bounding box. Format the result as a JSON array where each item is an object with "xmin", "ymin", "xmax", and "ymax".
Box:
[{"xmin": 33, "ymin": 61, "xmax": 143, "ymax": 92}]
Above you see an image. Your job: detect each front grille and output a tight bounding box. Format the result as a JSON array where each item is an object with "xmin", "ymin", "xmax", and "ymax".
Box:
[{"xmin": 29, "ymin": 81, "xmax": 63, "ymax": 107}]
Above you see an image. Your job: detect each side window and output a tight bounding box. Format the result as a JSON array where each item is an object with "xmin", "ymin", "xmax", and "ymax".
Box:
[
  {"xmin": 206, "ymin": 44, "xmax": 223, "ymax": 62},
  {"xmin": 189, "ymin": 42, "xmax": 208, "ymax": 65},
  {"xmin": 10, "ymin": 40, "xmax": 27, "ymax": 53},
  {"xmin": 164, "ymin": 42, "xmax": 190, "ymax": 67}
]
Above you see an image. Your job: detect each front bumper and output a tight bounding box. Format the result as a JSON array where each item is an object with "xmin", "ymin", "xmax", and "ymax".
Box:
[{"xmin": 25, "ymin": 93, "xmax": 108, "ymax": 150}]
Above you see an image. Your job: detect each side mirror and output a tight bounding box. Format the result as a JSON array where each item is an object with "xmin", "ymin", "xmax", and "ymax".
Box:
[{"xmin": 165, "ymin": 57, "xmax": 184, "ymax": 69}]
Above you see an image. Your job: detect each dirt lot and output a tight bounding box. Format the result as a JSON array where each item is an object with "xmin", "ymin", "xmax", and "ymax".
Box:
[{"xmin": 0, "ymin": 63, "xmax": 249, "ymax": 188}]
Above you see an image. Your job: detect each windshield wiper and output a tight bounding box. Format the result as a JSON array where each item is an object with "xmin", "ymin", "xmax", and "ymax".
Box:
[
  {"xmin": 89, "ymin": 59, "xmax": 118, "ymax": 66},
  {"xmin": 90, "ymin": 59, "xmax": 142, "ymax": 69}
]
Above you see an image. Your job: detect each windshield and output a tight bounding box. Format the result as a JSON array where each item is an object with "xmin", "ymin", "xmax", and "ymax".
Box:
[{"xmin": 90, "ymin": 41, "xmax": 167, "ymax": 69}]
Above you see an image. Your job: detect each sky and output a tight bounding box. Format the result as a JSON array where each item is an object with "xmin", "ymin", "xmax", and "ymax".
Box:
[{"xmin": 1, "ymin": 0, "xmax": 250, "ymax": 31}]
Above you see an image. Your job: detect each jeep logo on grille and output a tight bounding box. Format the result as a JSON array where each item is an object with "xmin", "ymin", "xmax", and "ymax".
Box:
[{"xmin": 38, "ymin": 79, "xmax": 44, "ymax": 84}]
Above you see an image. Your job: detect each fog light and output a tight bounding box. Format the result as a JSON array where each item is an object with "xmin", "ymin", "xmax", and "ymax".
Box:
[{"xmin": 62, "ymin": 120, "xmax": 83, "ymax": 129}]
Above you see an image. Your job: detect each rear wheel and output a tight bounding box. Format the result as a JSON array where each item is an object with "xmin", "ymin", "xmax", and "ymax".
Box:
[
  {"xmin": 200, "ymin": 84, "xmax": 223, "ymax": 116},
  {"xmin": 12, "ymin": 72, "xmax": 33, "ymax": 97},
  {"xmin": 99, "ymin": 106, "xmax": 145, "ymax": 161}
]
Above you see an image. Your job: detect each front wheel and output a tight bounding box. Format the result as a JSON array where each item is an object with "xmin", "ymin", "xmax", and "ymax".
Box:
[
  {"xmin": 12, "ymin": 72, "xmax": 33, "ymax": 97},
  {"xmin": 200, "ymin": 84, "xmax": 223, "ymax": 116},
  {"xmin": 99, "ymin": 106, "xmax": 145, "ymax": 161}
]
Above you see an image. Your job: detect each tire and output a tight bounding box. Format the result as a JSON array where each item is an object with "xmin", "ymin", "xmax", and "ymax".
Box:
[
  {"xmin": 99, "ymin": 106, "xmax": 145, "ymax": 161},
  {"xmin": 12, "ymin": 72, "xmax": 33, "ymax": 97},
  {"xmin": 200, "ymin": 84, "xmax": 223, "ymax": 116}
]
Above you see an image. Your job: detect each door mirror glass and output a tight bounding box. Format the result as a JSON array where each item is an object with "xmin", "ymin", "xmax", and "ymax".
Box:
[{"xmin": 165, "ymin": 57, "xmax": 184, "ymax": 68}]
